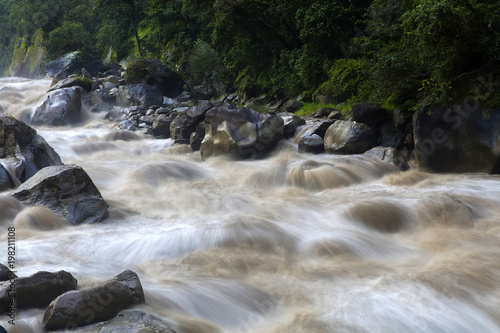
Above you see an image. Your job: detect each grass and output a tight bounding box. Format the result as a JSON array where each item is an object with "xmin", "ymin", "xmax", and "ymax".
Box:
[{"xmin": 295, "ymin": 102, "xmax": 355, "ymax": 117}]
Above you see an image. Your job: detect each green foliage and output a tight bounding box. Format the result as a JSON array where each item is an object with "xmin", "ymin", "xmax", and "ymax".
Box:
[
  {"xmin": 189, "ymin": 39, "xmax": 224, "ymax": 88},
  {"xmin": 125, "ymin": 57, "xmax": 153, "ymax": 84}
]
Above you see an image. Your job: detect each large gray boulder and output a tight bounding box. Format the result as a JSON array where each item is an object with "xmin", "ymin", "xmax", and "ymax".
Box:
[
  {"xmin": 352, "ymin": 103, "xmax": 391, "ymax": 127},
  {"xmin": 30, "ymin": 87, "xmax": 85, "ymax": 126},
  {"xmin": 201, "ymin": 104, "xmax": 284, "ymax": 160},
  {"xmin": 44, "ymin": 51, "xmax": 108, "ymax": 77},
  {"xmin": 0, "ymin": 116, "xmax": 63, "ymax": 182},
  {"xmin": 413, "ymin": 105, "xmax": 500, "ymax": 173},
  {"xmin": 0, "ymin": 163, "xmax": 15, "ymax": 191},
  {"xmin": 0, "ymin": 271, "xmax": 77, "ymax": 313},
  {"xmin": 43, "ymin": 270, "xmax": 145, "ymax": 330},
  {"xmin": 324, "ymin": 120, "xmax": 378, "ymax": 154},
  {"xmin": 280, "ymin": 113, "xmax": 305, "ymax": 138},
  {"xmin": 170, "ymin": 101, "xmax": 213, "ymax": 144},
  {"xmin": 116, "ymin": 84, "xmax": 164, "ymax": 108},
  {"xmin": 12, "ymin": 164, "xmax": 109, "ymax": 225}
]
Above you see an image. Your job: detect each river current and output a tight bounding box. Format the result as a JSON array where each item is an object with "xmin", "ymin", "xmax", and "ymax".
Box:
[{"xmin": 1, "ymin": 77, "xmax": 500, "ymax": 332}]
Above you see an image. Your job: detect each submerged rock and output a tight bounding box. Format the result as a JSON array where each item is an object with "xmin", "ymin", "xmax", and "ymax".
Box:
[
  {"xmin": 201, "ymin": 104, "xmax": 284, "ymax": 160},
  {"xmin": 0, "ymin": 116, "xmax": 63, "ymax": 182},
  {"xmin": 43, "ymin": 270, "xmax": 145, "ymax": 330},
  {"xmin": 12, "ymin": 164, "xmax": 109, "ymax": 225},
  {"xmin": 98, "ymin": 310, "xmax": 179, "ymax": 333},
  {"xmin": 0, "ymin": 271, "xmax": 77, "ymax": 313}
]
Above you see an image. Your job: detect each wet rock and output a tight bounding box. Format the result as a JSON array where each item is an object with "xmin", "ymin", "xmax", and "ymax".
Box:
[
  {"xmin": 282, "ymin": 99, "xmax": 303, "ymax": 113},
  {"xmin": 413, "ymin": 106, "xmax": 500, "ymax": 173},
  {"xmin": 281, "ymin": 113, "xmax": 306, "ymax": 139},
  {"xmin": 43, "ymin": 270, "xmax": 145, "ymax": 330},
  {"xmin": 125, "ymin": 58, "xmax": 183, "ymax": 98},
  {"xmin": 0, "ymin": 116, "xmax": 63, "ymax": 182},
  {"xmin": 105, "ymin": 109, "xmax": 127, "ymax": 122},
  {"xmin": 0, "ymin": 264, "xmax": 16, "ymax": 282},
  {"xmin": 45, "ymin": 51, "xmax": 108, "ymax": 77},
  {"xmin": 117, "ymin": 84, "xmax": 164, "ymax": 108},
  {"xmin": 12, "ymin": 164, "xmax": 109, "ymax": 225},
  {"xmin": 0, "ymin": 271, "xmax": 77, "ymax": 313},
  {"xmin": 201, "ymin": 104, "xmax": 284, "ymax": 160},
  {"xmin": 327, "ymin": 110, "xmax": 342, "ymax": 120},
  {"xmin": 313, "ymin": 107, "xmax": 336, "ymax": 118},
  {"xmin": 152, "ymin": 116, "xmax": 174, "ymax": 138},
  {"xmin": 364, "ymin": 146, "xmax": 409, "ymax": 171},
  {"xmin": 379, "ymin": 121, "xmax": 404, "ymax": 149},
  {"xmin": 49, "ymin": 77, "xmax": 93, "ymax": 93},
  {"xmin": 190, "ymin": 122, "xmax": 206, "ymax": 151},
  {"xmin": 324, "ymin": 120, "xmax": 378, "ymax": 154},
  {"xmin": 98, "ymin": 310, "xmax": 179, "ymax": 333},
  {"xmin": 298, "ymin": 134, "xmax": 324, "ymax": 154},
  {"xmin": 0, "ymin": 163, "xmax": 15, "ymax": 191},
  {"xmin": 90, "ymin": 102, "xmax": 115, "ymax": 114},
  {"xmin": 170, "ymin": 101, "xmax": 213, "ymax": 144},
  {"xmin": 176, "ymin": 91, "xmax": 191, "ymax": 103},
  {"xmin": 30, "ymin": 87, "xmax": 85, "ymax": 126},
  {"xmin": 352, "ymin": 103, "xmax": 391, "ymax": 127}
]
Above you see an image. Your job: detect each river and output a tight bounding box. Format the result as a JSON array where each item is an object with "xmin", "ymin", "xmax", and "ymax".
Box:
[{"xmin": 1, "ymin": 77, "xmax": 500, "ymax": 332}]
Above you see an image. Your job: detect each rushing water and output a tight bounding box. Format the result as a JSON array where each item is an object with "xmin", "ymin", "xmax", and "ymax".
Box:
[{"xmin": 1, "ymin": 77, "xmax": 500, "ymax": 332}]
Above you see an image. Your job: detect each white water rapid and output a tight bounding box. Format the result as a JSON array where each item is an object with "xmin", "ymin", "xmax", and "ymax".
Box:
[{"xmin": 1, "ymin": 77, "xmax": 500, "ymax": 332}]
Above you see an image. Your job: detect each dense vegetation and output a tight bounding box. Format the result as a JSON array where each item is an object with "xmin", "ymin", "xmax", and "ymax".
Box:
[{"xmin": 0, "ymin": 0, "xmax": 499, "ymax": 109}]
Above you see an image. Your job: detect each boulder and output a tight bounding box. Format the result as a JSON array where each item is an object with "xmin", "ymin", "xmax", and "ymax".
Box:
[
  {"xmin": 117, "ymin": 84, "xmax": 164, "ymax": 108},
  {"xmin": 190, "ymin": 122, "xmax": 206, "ymax": 151},
  {"xmin": 281, "ymin": 113, "xmax": 305, "ymax": 139},
  {"xmin": 0, "ymin": 264, "xmax": 16, "ymax": 282},
  {"xmin": 30, "ymin": 87, "xmax": 85, "ymax": 126},
  {"xmin": 413, "ymin": 106, "xmax": 500, "ymax": 173},
  {"xmin": 90, "ymin": 102, "xmax": 115, "ymax": 114},
  {"xmin": 45, "ymin": 51, "xmax": 108, "ymax": 77},
  {"xmin": 282, "ymin": 99, "xmax": 303, "ymax": 113},
  {"xmin": 0, "ymin": 116, "xmax": 63, "ymax": 182},
  {"xmin": 201, "ymin": 104, "xmax": 284, "ymax": 160},
  {"xmin": 0, "ymin": 163, "xmax": 15, "ymax": 191},
  {"xmin": 379, "ymin": 121, "xmax": 404, "ymax": 149},
  {"xmin": 364, "ymin": 146, "xmax": 410, "ymax": 171},
  {"xmin": 324, "ymin": 120, "xmax": 378, "ymax": 154},
  {"xmin": 170, "ymin": 101, "xmax": 213, "ymax": 144},
  {"xmin": 125, "ymin": 58, "xmax": 183, "ymax": 98},
  {"xmin": 313, "ymin": 107, "xmax": 336, "ymax": 118},
  {"xmin": 12, "ymin": 164, "xmax": 109, "ymax": 225},
  {"xmin": 152, "ymin": 116, "xmax": 174, "ymax": 138},
  {"xmin": 98, "ymin": 310, "xmax": 179, "ymax": 333},
  {"xmin": 43, "ymin": 270, "xmax": 145, "ymax": 331},
  {"xmin": 0, "ymin": 271, "xmax": 77, "ymax": 313},
  {"xmin": 49, "ymin": 77, "xmax": 93, "ymax": 93},
  {"xmin": 352, "ymin": 103, "xmax": 391, "ymax": 127},
  {"xmin": 298, "ymin": 134, "xmax": 324, "ymax": 154}
]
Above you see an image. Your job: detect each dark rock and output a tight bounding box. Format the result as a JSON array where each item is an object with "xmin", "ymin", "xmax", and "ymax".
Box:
[
  {"xmin": 0, "ymin": 116, "xmax": 62, "ymax": 182},
  {"xmin": 176, "ymin": 91, "xmax": 191, "ymax": 103},
  {"xmin": 0, "ymin": 163, "xmax": 15, "ymax": 191},
  {"xmin": 327, "ymin": 110, "xmax": 342, "ymax": 120},
  {"xmin": 105, "ymin": 109, "xmax": 127, "ymax": 122},
  {"xmin": 51, "ymin": 71, "xmax": 67, "ymax": 86},
  {"xmin": 12, "ymin": 164, "xmax": 109, "ymax": 225},
  {"xmin": 155, "ymin": 107, "xmax": 173, "ymax": 116},
  {"xmin": 0, "ymin": 263, "xmax": 16, "ymax": 282},
  {"xmin": 98, "ymin": 310, "xmax": 179, "ymax": 333},
  {"xmin": 282, "ymin": 99, "xmax": 303, "ymax": 113},
  {"xmin": 0, "ymin": 271, "xmax": 77, "ymax": 313},
  {"xmin": 245, "ymin": 95, "xmax": 274, "ymax": 110},
  {"xmin": 310, "ymin": 120, "xmax": 335, "ymax": 138},
  {"xmin": 201, "ymin": 104, "xmax": 284, "ymax": 160},
  {"xmin": 117, "ymin": 84, "xmax": 164, "ymax": 108},
  {"xmin": 170, "ymin": 101, "xmax": 213, "ymax": 144},
  {"xmin": 45, "ymin": 51, "xmax": 108, "ymax": 77},
  {"xmin": 280, "ymin": 113, "xmax": 306, "ymax": 139},
  {"xmin": 324, "ymin": 120, "xmax": 378, "ymax": 154},
  {"xmin": 90, "ymin": 102, "xmax": 115, "ymax": 114},
  {"xmin": 116, "ymin": 120, "xmax": 137, "ymax": 132},
  {"xmin": 139, "ymin": 115, "xmax": 158, "ymax": 126},
  {"xmin": 30, "ymin": 87, "xmax": 85, "ymax": 126},
  {"xmin": 152, "ymin": 116, "xmax": 173, "ymax": 138},
  {"xmin": 298, "ymin": 134, "xmax": 324, "ymax": 154},
  {"xmin": 413, "ymin": 106, "xmax": 500, "ymax": 173},
  {"xmin": 352, "ymin": 103, "xmax": 391, "ymax": 127},
  {"xmin": 125, "ymin": 58, "xmax": 183, "ymax": 98},
  {"xmin": 364, "ymin": 146, "xmax": 410, "ymax": 171},
  {"xmin": 379, "ymin": 121, "xmax": 404, "ymax": 149},
  {"xmin": 192, "ymin": 85, "xmax": 215, "ymax": 100},
  {"xmin": 81, "ymin": 68, "xmax": 92, "ymax": 79},
  {"xmin": 393, "ymin": 107, "xmax": 412, "ymax": 128},
  {"xmin": 313, "ymin": 107, "xmax": 336, "ymax": 118},
  {"xmin": 43, "ymin": 270, "xmax": 145, "ymax": 330},
  {"xmin": 190, "ymin": 122, "xmax": 205, "ymax": 151}
]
